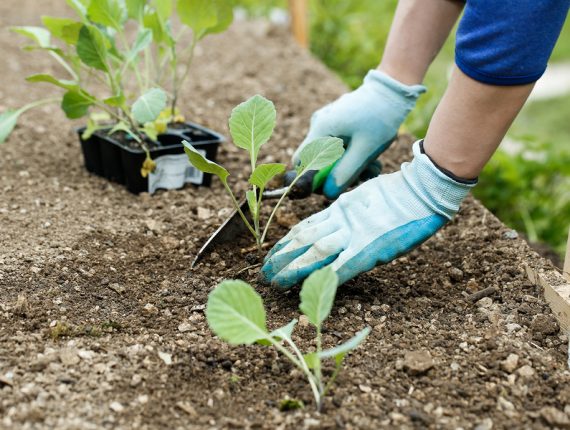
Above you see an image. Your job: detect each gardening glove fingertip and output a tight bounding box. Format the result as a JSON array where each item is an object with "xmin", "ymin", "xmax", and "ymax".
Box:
[{"xmin": 322, "ymin": 133, "xmax": 382, "ymax": 199}]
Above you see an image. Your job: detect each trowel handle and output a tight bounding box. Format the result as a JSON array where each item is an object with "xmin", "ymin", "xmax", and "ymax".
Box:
[{"xmin": 283, "ymin": 163, "xmax": 336, "ymax": 200}]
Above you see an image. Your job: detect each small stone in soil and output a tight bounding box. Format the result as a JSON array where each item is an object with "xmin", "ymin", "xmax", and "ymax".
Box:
[
  {"xmin": 110, "ymin": 401, "xmax": 124, "ymax": 413},
  {"xmin": 403, "ymin": 350, "xmax": 435, "ymax": 375},
  {"xmin": 500, "ymin": 353, "xmax": 519, "ymax": 373},
  {"xmin": 477, "ymin": 297, "xmax": 493, "ymax": 308},
  {"xmin": 158, "ymin": 351, "xmax": 172, "ymax": 365},
  {"xmin": 298, "ymin": 315, "xmax": 309, "ymax": 327},
  {"xmin": 130, "ymin": 374, "xmax": 142, "ymax": 387},
  {"xmin": 143, "ymin": 303, "xmax": 158, "ymax": 314},
  {"xmin": 474, "ymin": 418, "xmax": 494, "ymax": 430},
  {"xmin": 176, "ymin": 401, "xmax": 197, "ymax": 417},
  {"xmin": 448, "ymin": 267, "xmax": 463, "ymax": 282},
  {"xmin": 59, "ymin": 348, "xmax": 80, "ymax": 366},
  {"xmin": 178, "ymin": 322, "xmax": 193, "ymax": 333},
  {"xmin": 540, "ymin": 406, "xmax": 570, "ymax": 428},
  {"xmin": 197, "ymin": 207, "xmax": 212, "ymax": 220},
  {"xmin": 109, "ymin": 283, "xmax": 125, "ymax": 294},
  {"xmin": 516, "ymin": 364, "xmax": 535, "ymax": 378}
]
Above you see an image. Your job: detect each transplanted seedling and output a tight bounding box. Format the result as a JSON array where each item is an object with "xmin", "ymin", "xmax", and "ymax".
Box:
[
  {"xmin": 184, "ymin": 94, "xmax": 344, "ymax": 248},
  {"xmin": 206, "ymin": 266, "xmax": 371, "ymax": 411},
  {"xmin": 2, "ymin": 0, "xmax": 233, "ymax": 174}
]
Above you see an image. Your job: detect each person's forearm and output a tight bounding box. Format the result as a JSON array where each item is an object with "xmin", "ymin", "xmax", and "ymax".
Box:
[
  {"xmin": 378, "ymin": 0, "xmax": 464, "ymax": 85},
  {"xmin": 423, "ymin": 67, "xmax": 534, "ymax": 179}
]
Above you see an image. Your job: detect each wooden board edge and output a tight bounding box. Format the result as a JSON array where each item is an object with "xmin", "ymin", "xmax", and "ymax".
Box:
[
  {"xmin": 525, "ymin": 264, "xmax": 570, "ymax": 333},
  {"xmin": 563, "ymin": 229, "xmax": 570, "ymax": 282}
]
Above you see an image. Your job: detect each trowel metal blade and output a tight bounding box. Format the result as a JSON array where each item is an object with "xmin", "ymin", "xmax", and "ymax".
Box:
[{"xmin": 191, "ymin": 198, "xmax": 250, "ymax": 268}]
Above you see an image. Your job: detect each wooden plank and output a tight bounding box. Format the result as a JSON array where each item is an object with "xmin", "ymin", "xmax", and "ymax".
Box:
[
  {"xmin": 525, "ymin": 264, "xmax": 570, "ymax": 333},
  {"xmin": 288, "ymin": 0, "xmax": 309, "ymax": 48},
  {"xmin": 564, "ymin": 225, "xmax": 570, "ymax": 282}
]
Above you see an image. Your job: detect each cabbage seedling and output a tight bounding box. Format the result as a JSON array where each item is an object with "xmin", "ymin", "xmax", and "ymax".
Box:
[
  {"xmin": 184, "ymin": 94, "xmax": 344, "ymax": 248},
  {"xmin": 206, "ymin": 266, "xmax": 371, "ymax": 411}
]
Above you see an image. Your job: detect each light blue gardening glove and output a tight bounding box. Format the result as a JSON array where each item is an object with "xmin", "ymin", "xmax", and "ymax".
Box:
[
  {"xmin": 262, "ymin": 141, "xmax": 477, "ymax": 289},
  {"xmin": 293, "ymin": 70, "xmax": 426, "ymax": 199}
]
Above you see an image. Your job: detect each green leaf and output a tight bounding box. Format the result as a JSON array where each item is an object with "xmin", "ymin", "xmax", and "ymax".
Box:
[
  {"xmin": 182, "ymin": 140, "xmax": 229, "ymax": 182},
  {"xmin": 154, "ymin": 0, "xmax": 173, "ymax": 22},
  {"xmin": 299, "ymin": 266, "xmax": 338, "ymax": 327},
  {"xmin": 66, "ymin": 0, "xmax": 90, "ymax": 19},
  {"xmin": 303, "ymin": 327, "xmax": 371, "ymax": 369},
  {"xmin": 76, "ymin": 24, "xmax": 110, "ymax": 72},
  {"xmin": 270, "ymin": 319, "xmax": 297, "ymax": 341},
  {"xmin": 206, "ymin": 280, "xmax": 268, "ymax": 345},
  {"xmin": 81, "ymin": 117, "xmax": 107, "ymax": 140},
  {"xmin": 177, "ymin": 0, "xmax": 218, "ymax": 40},
  {"xmin": 0, "ymin": 109, "xmax": 23, "ymax": 144},
  {"xmin": 143, "ymin": 11, "xmax": 166, "ymax": 43},
  {"xmin": 132, "ymin": 88, "xmax": 167, "ymax": 124},
  {"xmin": 61, "ymin": 90, "xmax": 94, "ymax": 119},
  {"xmin": 126, "ymin": 0, "xmax": 146, "ymax": 20},
  {"xmin": 303, "ymin": 352, "xmax": 319, "ymax": 369},
  {"xmin": 11, "ymin": 26, "xmax": 51, "ymax": 47},
  {"xmin": 87, "ymin": 0, "xmax": 126, "ymax": 30},
  {"xmin": 228, "ymin": 94, "xmax": 276, "ymax": 166},
  {"xmin": 41, "ymin": 17, "xmax": 82, "ymax": 44},
  {"xmin": 26, "ymin": 74, "xmax": 79, "ymax": 91},
  {"xmin": 103, "ymin": 93, "xmax": 125, "ymax": 107},
  {"xmin": 249, "ymin": 163, "xmax": 286, "ymax": 190},
  {"xmin": 108, "ymin": 121, "xmax": 132, "ymax": 136},
  {"xmin": 319, "ymin": 327, "xmax": 371, "ymax": 365},
  {"xmin": 205, "ymin": 0, "xmax": 234, "ymax": 35},
  {"xmin": 128, "ymin": 29, "xmax": 153, "ymax": 62},
  {"xmin": 143, "ymin": 122, "xmax": 159, "ymax": 141},
  {"xmin": 246, "ymin": 190, "xmax": 258, "ymax": 219},
  {"xmin": 297, "ymin": 136, "xmax": 345, "ymax": 174}
]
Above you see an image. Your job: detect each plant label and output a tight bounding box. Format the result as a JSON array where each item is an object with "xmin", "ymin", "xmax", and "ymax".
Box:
[{"xmin": 149, "ymin": 152, "xmax": 205, "ymax": 194}]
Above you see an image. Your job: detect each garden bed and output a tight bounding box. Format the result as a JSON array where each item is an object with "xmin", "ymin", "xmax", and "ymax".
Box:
[{"xmin": 1, "ymin": 1, "xmax": 569, "ymax": 428}]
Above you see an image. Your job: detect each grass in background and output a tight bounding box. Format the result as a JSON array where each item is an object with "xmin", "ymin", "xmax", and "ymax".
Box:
[{"xmin": 238, "ymin": 0, "xmax": 570, "ymax": 257}]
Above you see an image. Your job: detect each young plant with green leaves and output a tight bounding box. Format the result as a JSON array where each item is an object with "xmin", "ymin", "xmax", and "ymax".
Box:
[
  {"xmin": 1, "ymin": 0, "xmax": 232, "ymax": 173},
  {"xmin": 184, "ymin": 94, "xmax": 344, "ymax": 248},
  {"xmin": 206, "ymin": 266, "xmax": 371, "ymax": 411}
]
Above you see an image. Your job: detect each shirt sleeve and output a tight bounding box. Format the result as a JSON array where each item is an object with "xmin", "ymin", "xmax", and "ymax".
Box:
[{"xmin": 455, "ymin": 0, "xmax": 570, "ymax": 85}]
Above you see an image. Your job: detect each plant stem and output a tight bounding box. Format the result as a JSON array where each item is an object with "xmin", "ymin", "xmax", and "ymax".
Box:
[
  {"xmin": 48, "ymin": 51, "xmax": 79, "ymax": 81},
  {"xmin": 19, "ymin": 97, "xmax": 61, "ymax": 114},
  {"xmin": 322, "ymin": 361, "xmax": 343, "ymax": 398},
  {"xmin": 252, "ymin": 185, "xmax": 262, "ymax": 250},
  {"xmin": 271, "ymin": 338, "xmax": 321, "ymax": 409},
  {"xmin": 315, "ymin": 326, "xmax": 324, "ymax": 393},
  {"xmin": 117, "ymin": 31, "xmax": 145, "ymax": 94},
  {"xmin": 171, "ymin": 36, "xmax": 197, "ymax": 116},
  {"xmin": 260, "ymin": 169, "xmax": 304, "ymax": 244},
  {"xmin": 221, "ymin": 181, "xmax": 258, "ymax": 240}
]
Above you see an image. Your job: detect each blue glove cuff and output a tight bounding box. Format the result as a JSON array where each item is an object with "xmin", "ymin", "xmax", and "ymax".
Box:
[
  {"xmin": 402, "ymin": 140, "xmax": 477, "ymax": 220},
  {"xmin": 364, "ymin": 69, "xmax": 427, "ymax": 101}
]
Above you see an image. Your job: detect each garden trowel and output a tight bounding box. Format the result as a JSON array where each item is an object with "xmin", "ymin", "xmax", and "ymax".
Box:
[
  {"xmin": 191, "ymin": 160, "xmax": 383, "ymax": 267},
  {"xmin": 191, "ymin": 166, "xmax": 333, "ymax": 268}
]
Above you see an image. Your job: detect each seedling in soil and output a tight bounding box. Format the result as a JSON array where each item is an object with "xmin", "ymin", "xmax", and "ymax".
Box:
[
  {"xmin": 2, "ymin": 0, "xmax": 232, "ymax": 173},
  {"xmin": 206, "ymin": 266, "xmax": 371, "ymax": 411},
  {"xmin": 184, "ymin": 94, "xmax": 344, "ymax": 248}
]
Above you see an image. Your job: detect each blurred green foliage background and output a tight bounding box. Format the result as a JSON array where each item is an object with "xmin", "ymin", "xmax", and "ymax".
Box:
[{"xmin": 238, "ymin": 0, "xmax": 570, "ymax": 257}]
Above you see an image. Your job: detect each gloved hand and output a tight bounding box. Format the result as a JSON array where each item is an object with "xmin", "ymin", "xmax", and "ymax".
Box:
[
  {"xmin": 262, "ymin": 140, "xmax": 477, "ymax": 289},
  {"xmin": 293, "ymin": 70, "xmax": 426, "ymax": 199}
]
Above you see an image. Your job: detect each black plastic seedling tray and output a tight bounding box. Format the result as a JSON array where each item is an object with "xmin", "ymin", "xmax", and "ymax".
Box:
[{"xmin": 77, "ymin": 122, "xmax": 224, "ymax": 194}]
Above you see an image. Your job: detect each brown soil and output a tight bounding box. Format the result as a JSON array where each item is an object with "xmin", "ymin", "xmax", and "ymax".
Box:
[{"xmin": 1, "ymin": 2, "xmax": 569, "ymax": 429}]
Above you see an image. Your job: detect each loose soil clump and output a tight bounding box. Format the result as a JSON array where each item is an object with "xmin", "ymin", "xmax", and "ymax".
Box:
[{"xmin": 1, "ymin": 2, "xmax": 569, "ymax": 428}]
